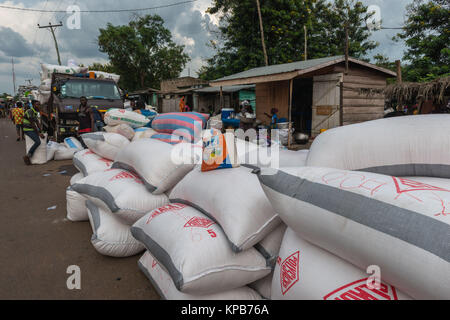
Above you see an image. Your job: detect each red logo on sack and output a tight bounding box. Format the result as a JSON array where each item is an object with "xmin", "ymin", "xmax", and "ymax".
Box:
[
  {"xmin": 152, "ymin": 259, "xmax": 158, "ymax": 269},
  {"xmin": 392, "ymin": 177, "xmax": 449, "ymax": 194},
  {"xmin": 99, "ymin": 158, "xmax": 113, "ymax": 166},
  {"xmin": 280, "ymin": 251, "xmax": 300, "ymax": 295},
  {"xmin": 323, "ymin": 278, "xmax": 399, "ymax": 300},
  {"xmin": 109, "ymin": 171, "xmax": 143, "ymax": 184},
  {"xmin": 145, "ymin": 203, "xmax": 187, "ymax": 224},
  {"xmin": 83, "ymin": 150, "xmax": 96, "ymax": 156},
  {"xmin": 184, "ymin": 217, "xmax": 215, "ymax": 229}
]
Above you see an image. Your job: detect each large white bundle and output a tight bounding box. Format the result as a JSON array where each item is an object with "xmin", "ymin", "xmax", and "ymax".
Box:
[
  {"xmin": 138, "ymin": 251, "xmax": 262, "ymax": 300},
  {"xmin": 104, "ymin": 108, "xmax": 150, "ymax": 129},
  {"xmin": 255, "ymin": 223, "xmax": 287, "ymax": 267},
  {"xmin": 81, "ymin": 132, "xmax": 130, "ymax": 160},
  {"xmin": 86, "ymin": 201, "xmax": 145, "ymax": 257},
  {"xmin": 169, "ymin": 166, "xmax": 280, "ymax": 252},
  {"xmin": 113, "ymin": 139, "xmax": 197, "ymax": 194},
  {"xmin": 307, "ymin": 115, "xmax": 450, "ymax": 178},
  {"xmin": 38, "ymin": 90, "xmax": 51, "ymax": 104},
  {"xmin": 41, "ymin": 63, "xmax": 85, "ymax": 80},
  {"xmin": 91, "ymin": 70, "xmax": 120, "ymax": 83},
  {"xmin": 272, "ymin": 228, "xmax": 412, "ymax": 300},
  {"xmin": 249, "ymin": 273, "xmax": 272, "ymax": 300},
  {"xmin": 70, "ymin": 172, "xmax": 84, "ymax": 185},
  {"xmin": 73, "ymin": 149, "xmax": 113, "ymax": 176},
  {"xmin": 131, "ymin": 204, "xmax": 271, "ymax": 295},
  {"xmin": 54, "ymin": 145, "xmax": 77, "ymax": 161},
  {"xmin": 132, "ymin": 128, "xmax": 158, "ymax": 142},
  {"xmin": 72, "ymin": 169, "xmax": 168, "ymax": 224},
  {"xmin": 104, "ymin": 124, "xmax": 135, "ymax": 141},
  {"xmin": 64, "ymin": 137, "xmax": 84, "ymax": 152},
  {"xmin": 25, "ymin": 133, "xmax": 47, "ymax": 165},
  {"xmin": 258, "ymin": 167, "xmax": 450, "ymax": 300},
  {"xmin": 66, "ymin": 187, "xmax": 88, "ymax": 222}
]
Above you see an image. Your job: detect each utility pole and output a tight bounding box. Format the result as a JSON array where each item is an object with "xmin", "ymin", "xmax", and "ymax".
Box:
[
  {"xmin": 11, "ymin": 57, "xmax": 16, "ymax": 96},
  {"xmin": 255, "ymin": 0, "xmax": 269, "ymax": 66},
  {"xmin": 345, "ymin": 23, "xmax": 349, "ymax": 75},
  {"xmin": 38, "ymin": 22, "xmax": 63, "ymax": 66},
  {"xmin": 395, "ymin": 60, "xmax": 402, "ymax": 83}
]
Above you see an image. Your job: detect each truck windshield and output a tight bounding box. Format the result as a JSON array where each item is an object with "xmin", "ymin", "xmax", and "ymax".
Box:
[{"xmin": 60, "ymin": 80, "xmax": 121, "ymax": 100}]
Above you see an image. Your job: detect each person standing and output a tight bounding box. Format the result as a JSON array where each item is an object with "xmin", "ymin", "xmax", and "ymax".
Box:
[
  {"xmin": 11, "ymin": 101, "xmax": 25, "ymax": 141},
  {"xmin": 77, "ymin": 96, "xmax": 94, "ymax": 135},
  {"xmin": 22, "ymin": 100, "xmax": 44, "ymax": 165}
]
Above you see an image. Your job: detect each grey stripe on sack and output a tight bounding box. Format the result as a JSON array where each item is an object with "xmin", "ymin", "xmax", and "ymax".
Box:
[
  {"xmin": 112, "ymin": 162, "xmax": 157, "ymax": 193},
  {"xmin": 82, "ymin": 133, "xmax": 105, "ymax": 141},
  {"xmin": 72, "ymin": 184, "xmax": 120, "ymax": 212},
  {"xmin": 169, "ymin": 198, "xmax": 242, "ymax": 253},
  {"xmin": 86, "ymin": 200, "xmax": 101, "ymax": 240},
  {"xmin": 137, "ymin": 260, "xmax": 167, "ymax": 300},
  {"xmin": 73, "ymin": 157, "xmax": 87, "ymax": 176},
  {"xmin": 254, "ymin": 243, "xmax": 277, "ymax": 269},
  {"xmin": 130, "ymin": 227, "xmax": 184, "ymax": 291},
  {"xmin": 359, "ymin": 163, "xmax": 450, "ymax": 179},
  {"xmin": 258, "ymin": 170, "xmax": 450, "ymax": 262}
]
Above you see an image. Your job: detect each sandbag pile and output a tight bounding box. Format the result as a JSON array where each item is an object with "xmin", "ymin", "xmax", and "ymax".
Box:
[{"xmin": 257, "ymin": 115, "xmax": 450, "ymax": 300}]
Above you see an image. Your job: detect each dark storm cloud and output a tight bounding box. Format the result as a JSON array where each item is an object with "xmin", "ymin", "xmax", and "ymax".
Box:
[{"xmin": 0, "ymin": 27, "xmax": 35, "ymax": 57}]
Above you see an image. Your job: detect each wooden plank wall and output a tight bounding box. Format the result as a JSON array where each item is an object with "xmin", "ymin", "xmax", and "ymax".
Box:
[
  {"xmin": 334, "ymin": 64, "xmax": 387, "ymax": 126},
  {"xmin": 255, "ymin": 80, "xmax": 290, "ymax": 125}
]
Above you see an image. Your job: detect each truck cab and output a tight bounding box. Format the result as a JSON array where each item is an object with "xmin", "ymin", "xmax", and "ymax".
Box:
[{"xmin": 41, "ymin": 73, "xmax": 125, "ymax": 142}]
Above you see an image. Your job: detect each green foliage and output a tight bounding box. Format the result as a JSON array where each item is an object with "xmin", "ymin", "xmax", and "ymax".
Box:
[
  {"xmin": 98, "ymin": 14, "xmax": 190, "ymax": 91},
  {"xmin": 395, "ymin": 0, "xmax": 449, "ymax": 82},
  {"xmin": 87, "ymin": 62, "xmax": 116, "ymax": 74},
  {"xmin": 199, "ymin": 0, "xmax": 378, "ymax": 80}
]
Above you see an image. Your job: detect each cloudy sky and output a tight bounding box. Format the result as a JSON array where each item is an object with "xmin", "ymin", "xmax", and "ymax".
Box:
[{"xmin": 0, "ymin": 0, "xmax": 413, "ymax": 94}]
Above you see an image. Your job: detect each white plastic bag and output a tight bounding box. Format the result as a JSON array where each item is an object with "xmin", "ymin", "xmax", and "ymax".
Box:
[
  {"xmin": 66, "ymin": 187, "xmax": 88, "ymax": 222},
  {"xmin": 70, "ymin": 172, "xmax": 84, "ymax": 185},
  {"xmin": 104, "ymin": 124, "xmax": 135, "ymax": 141},
  {"xmin": 73, "ymin": 149, "xmax": 113, "ymax": 176},
  {"xmin": 104, "ymin": 108, "xmax": 150, "ymax": 128},
  {"xmin": 25, "ymin": 133, "xmax": 47, "ymax": 165},
  {"xmin": 132, "ymin": 128, "xmax": 158, "ymax": 142},
  {"xmin": 64, "ymin": 137, "xmax": 84, "ymax": 152},
  {"xmin": 54, "ymin": 146, "xmax": 77, "ymax": 161}
]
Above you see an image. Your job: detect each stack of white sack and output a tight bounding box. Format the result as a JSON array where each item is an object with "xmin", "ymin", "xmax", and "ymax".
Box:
[
  {"xmin": 104, "ymin": 108, "xmax": 150, "ymax": 129},
  {"xmin": 81, "ymin": 132, "xmax": 130, "ymax": 160},
  {"xmin": 70, "ymin": 169, "xmax": 168, "ymax": 257},
  {"xmin": 73, "ymin": 149, "xmax": 114, "ymax": 177},
  {"xmin": 89, "ymin": 70, "xmax": 120, "ymax": 83},
  {"xmin": 104, "ymin": 123, "xmax": 135, "ymax": 141},
  {"xmin": 236, "ymin": 138, "xmax": 309, "ymax": 169},
  {"xmin": 272, "ymin": 228, "xmax": 412, "ymax": 300},
  {"xmin": 25, "ymin": 133, "xmax": 48, "ymax": 165},
  {"xmin": 258, "ymin": 167, "xmax": 450, "ymax": 300},
  {"xmin": 138, "ymin": 250, "xmax": 262, "ymax": 300},
  {"xmin": 112, "ymin": 139, "xmax": 199, "ymax": 195},
  {"xmin": 40, "ymin": 63, "xmax": 88, "ymax": 80},
  {"xmin": 131, "ymin": 203, "xmax": 271, "ymax": 297}
]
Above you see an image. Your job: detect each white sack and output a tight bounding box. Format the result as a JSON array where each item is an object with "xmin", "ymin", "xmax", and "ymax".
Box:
[
  {"xmin": 25, "ymin": 133, "xmax": 47, "ymax": 165},
  {"xmin": 73, "ymin": 149, "xmax": 113, "ymax": 176},
  {"xmin": 113, "ymin": 139, "xmax": 197, "ymax": 195},
  {"xmin": 272, "ymin": 228, "xmax": 412, "ymax": 300},
  {"xmin": 104, "ymin": 108, "xmax": 150, "ymax": 128},
  {"xmin": 54, "ymin": 146, "xmax": 77, "ymax": 161},
  {"xmin": 307, "ymin": 115, "xmax": 450, "ymax": 178},
  {"xmin": 249, "ymin": 273, "xmax": 272, "ymax": 300},
  {"xmin": 70, "ymin": 172, "xmax": 84, "ymax": 185},
  {"xmin": 131, "ymin": 204, "xmax": 271, "ymax": 295},
  {"xmin": 139, "ymin": 251, "xmax": 262, "ymax": 300},
  {"xmin": 132, "ymin": 128, "xmax": 158, "ymax": 142},
  {"xmin": 86, "ymin": 201, "xmax": 145, "ymax": 257},
  {"xmin": 72, "ymin": 169, "xmax": 168, "ymax": 224},
  {"xmin": 81, "ymin": 132, "xmax": 130, "ymax": 160},
  {"xmin": 104, "ymin": 124, "xmax": 135, "ymax": 141},
  {"xmin": 255, "ymin": 223, "xmax": 287, "ymax": 267},
  {"xmin": 91, "ymin": 71, "xmax": 120, "ymax": 83},
  {"xmin": 64, "ymin": 137, "xmax": 84, "ymax": 151},
  {"xmin": 169, "ymin": 166, "xmax": 280, "ymax": 252},
  {"xmin": 66, "ymin": 187, "xmax": 88, "ymax": 222},
  {"xmin": 258, "ymin": 167, "xmax": 450, "ymax": 300}
]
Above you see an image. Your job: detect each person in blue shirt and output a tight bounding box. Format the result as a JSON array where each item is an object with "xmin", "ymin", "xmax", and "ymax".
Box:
[{"xmin": 264, "ymin": 108, "xmax": 279, "ymax": 129}]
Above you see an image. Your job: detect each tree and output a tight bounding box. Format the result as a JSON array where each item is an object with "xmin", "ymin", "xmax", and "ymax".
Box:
[
  {"xmin": 395, "ymin": 0, "xmax": 449, "ymax": 82},
  {"xmin": 198, "ymin": 0, "xmax": 378, "ymax": 80},
  {"xmin": 88, "ymin": 62, "xmax": 116, "ymax": 74},
  {"xmin": 98, "ymin": 14, "xmax": 190, "ymax": 91}
]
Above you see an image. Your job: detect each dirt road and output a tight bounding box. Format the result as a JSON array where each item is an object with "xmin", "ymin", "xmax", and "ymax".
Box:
[{"xmin": 0, "ymin": 118, "xmax": 159, "ymax": 300}]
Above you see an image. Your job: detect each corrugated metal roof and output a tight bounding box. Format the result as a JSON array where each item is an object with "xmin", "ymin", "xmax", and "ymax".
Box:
[
  {"xmin": 212, "ymin": 56, "xmax": 345, "ymax": 82},
  {"xmin": 194, "ymin": 84, "xmax": 255, "ymax": 93}
]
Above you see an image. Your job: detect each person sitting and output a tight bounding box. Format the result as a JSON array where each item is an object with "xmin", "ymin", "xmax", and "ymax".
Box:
[{"xmin": 22, "ymin": 100, "xmax": 44, "ymax": 165}]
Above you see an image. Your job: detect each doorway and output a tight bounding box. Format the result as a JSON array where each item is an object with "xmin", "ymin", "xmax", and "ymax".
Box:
[{"xmin": 291, "ymin": 78, "xmax": 313, "ymax": 137}]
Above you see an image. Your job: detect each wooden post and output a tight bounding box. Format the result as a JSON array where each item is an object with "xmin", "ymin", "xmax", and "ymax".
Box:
[
  {"xmin": 220, "ymin": 86, "xmax": 223, "ymax": 109},
  {"xmin": 38, "ymin": 22, "xmax": 63, "ymax": 66},
  {"xmin": 288, "ymin": 79, "xmax": 293, "ymax": 149},
  {"xmin": 304, "ymin": 25, "xmax": 308, "ymax": 61},
  {"xmin": 396, "ymin": 60, "xmax": 402, "ymax": 83},
  {"xmin": 339, "ymin": 82, "xmax": 344, "ymax": 126},
  {"xmin": 256, "ymin": 0, "xmax": 269, "ymax": 66},
  {"xmin": 345, "ymin": 24, "xmax": 349, "ymax": 75}
]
